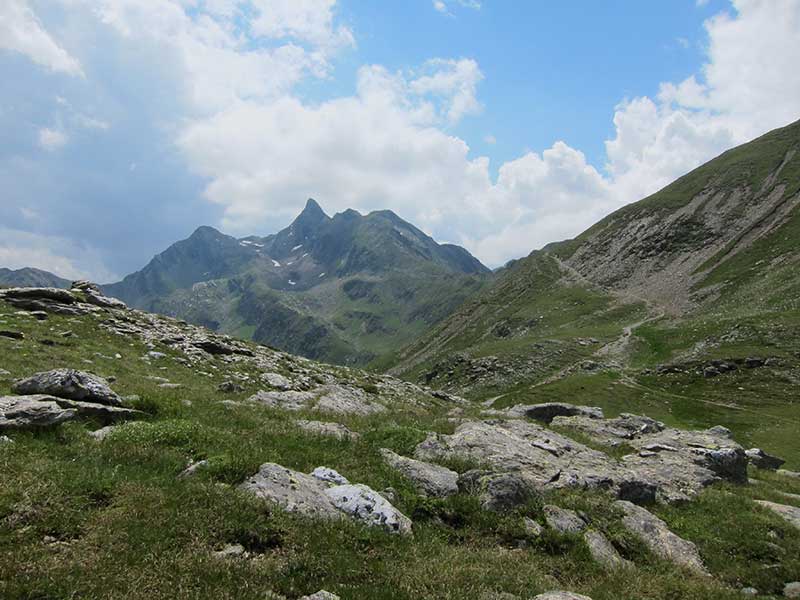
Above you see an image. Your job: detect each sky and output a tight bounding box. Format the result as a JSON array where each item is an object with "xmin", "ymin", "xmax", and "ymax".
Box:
[{"xmin": 1, "ymin": 0, "xmax": 799, "ymax": 282}]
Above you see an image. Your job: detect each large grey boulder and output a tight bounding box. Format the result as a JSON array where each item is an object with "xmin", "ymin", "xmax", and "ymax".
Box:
[
  {"xmin": 755, "ymin": 500, "xmax": 800, "ymax": 531},
  {"xmin": 324, "ymin": 484, "xmax": 412, "ymax": 535},
  {"xmin": 315, "ymin": 384, "xmax": 387, "ymax": 416},
  {"xmin": 746, "ymin": 448, "xmax": 785, "ymax": 471},
  {"xmin": 0, "ymin": 395, "xmax": 140, "ymax": 430},
  {"xmin": 614, "ymin": 500, "xmax": 709, "ymax": 576},
  {"xmin": 0, "ymin": 395, "xmax": 76, "ymax": 430},
  {"xmin": 239, "ymin": 463, "xmax": 342, "ymax": 519},
  {"xmin": 380, "ymin": 448, "xmax": 459, "ymax": 497},
  {"xmin": 13, "ymin": 369, "xmax": 122, "ymax": 407},
  {"xmin": 533, "ymin": 593, "xmax": 593, "ymax": 600},
  {"xmin": 248, "ymin": 390, "xmax": 316, "ymax": 411},
  {"xmin": 240, "ymin": 463, "xmax": 412, "ymax": 535}
]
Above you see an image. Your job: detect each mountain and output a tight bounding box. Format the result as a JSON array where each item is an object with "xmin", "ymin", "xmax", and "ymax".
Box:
[
  {"xmin": 105, "ymin": 199, "xmax": 490, "ymax": 365},
  {"xmin": 388, "ymin": 119, "xmax": 800, "ymax": 458},
  {"xmin": 0, "ymin": 267, "xmax": 70, "ymax": 289}
]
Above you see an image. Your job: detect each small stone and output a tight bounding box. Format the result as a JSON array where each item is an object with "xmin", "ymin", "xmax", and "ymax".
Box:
[
  {"xmin": 0, "ymin": 435, "xmax": 13, "ymax": 444},
  {"xmin": 213, "ymin": 544, "xmax": 246, "ymax": 559},
  {"xmin": 533, "ymin": 593, "xmax": 593, "ymax": 600},
  {"xmin": 217, "ymin": 380, "xmax": 244, "ymax": 393},
  {"xmin": 300, "ymin": 592, "xmax": 340, "ymax": 600},
  {"xmin": 785, "ymin": 582, "xmax": 800, "ymax": 599},
  {"xmin": 88, "ymin": 425, "xmax": 118, "ymax": 440},
  {"xmin": 178, "ymin": 460, "xmax": 209, "ymax": 479},
  {"xmin": 740, "ymin": 588, "xmax": 758, "ymax": 596},
  {"xmin": 159, "ymin": 383, "xmax": 182, "ymax": 389}
]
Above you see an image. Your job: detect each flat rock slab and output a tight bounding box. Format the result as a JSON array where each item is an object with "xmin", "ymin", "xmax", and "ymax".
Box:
[
  {"xmin": 240, "ymin": 462, "xmax": 412, "ymax": 535},
  {"xmin": 756, "ymin": 500, "xmax": 800, "ymax": 531},
  {"xmin": 0, "ymin": 395, "xmax": 141, "ymax": 430},
  {"xmin": 13, "ymin": 369, "xmax": 122, "ymax": 406},
  {"xmin": 380, "ymin": 448, "xmax": 458, "ymax": 497},
  {"xmin": 614, "ymin": 500, "xmax": 709, "ymax": 576}
]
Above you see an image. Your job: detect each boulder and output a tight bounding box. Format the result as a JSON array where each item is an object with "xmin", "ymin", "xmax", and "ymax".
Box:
[
  {"xmin": 380, "ymin": 448, "xmax": 459, "ymax": 497},
  {"xmin": 240, "ymin": 463, "xmax": 412, "ymax": 534},
  {"xmin": 746, "ymin": 448, "xmax": 785, "ymax": 471},
  {"xmin": 217, "ymin": 380, "xmax": 245, "ymax": 393},
  {"xmin": 239, "ymin": 463, "xmax": 342, "ymax": 520},
  {"xmin": 262, "ymin": 372, "xmax": 293, "ymax": 390},
  {"xmin": 3, "ymin": 287, "xmax": 76, "ymax": 304},
  {"xmin": 458, "ymin": 470, "xmax": 538, "ymax": 512},
  {"xmin": 614, "ymin": 500, "xmax": 709, "ymax": 576},
  {"xmin": 583, "ymin": 530, "xmax": 632, "ymax": 570},
  {"xmin": 0, "ymin": 395, "xmax": 76, "ymax": 430},
  {"xmin": 249, "ymin": 389, "xmax": 317, "ymax": 411},
  {"xmin": 212, "ymin": 544, "xmax": 246, "ymax": 559},
  {"xmin": 324, "ymin": 484, "xmax": 412, "ymax": 535},
  {"xmin": 0, "ymin": 394, "xmax": 139, "ymax": 430},
  {"xmin": 13, "ymin": 369, "xmax": 122, "ymax": 406},
  {"xmin": 543, "ymin": 505, "xmax": 586, "ymax": 534},
  {"xmin": 315, "ymin": 384, "xmax": 387, "ymax": 416},
  {"xmin": 755, "ymin": 500, "xmax": 800, "ymax": 531}
]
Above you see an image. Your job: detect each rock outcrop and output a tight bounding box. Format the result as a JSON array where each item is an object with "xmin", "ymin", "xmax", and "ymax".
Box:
[
  {"xmin": 13, "ymin": 369, "xmax": 122, "ymax": 407},
  {"xmin": 755, "ymin": 500, "xmax": 800, "ymax": 531},
  {"xmin": 746, "ymin": 448, "xmax": 785, "ymax": 471},
  {"xmin": 614, "ymin": 500, "xmax": 709, "ymax": 576},
  {"xmin": 380, "ymin": 448, "xmax": 459, "ymax": 497},
  {"xmin": 240, "ymin": 463, "xmax": 412, "ymax": 535},
  {"xmin": 0, "ymin": 395, "xmax": 140, "ymax": 430}
]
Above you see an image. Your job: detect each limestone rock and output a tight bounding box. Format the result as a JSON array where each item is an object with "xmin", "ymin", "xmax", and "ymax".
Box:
[
  {"xmin": 785, "ymin": 582, "xmax": 800, "ymax": 599},
  {"xmin": 88, "ymin": 425, "xmax": 118, "ymax": 440},
  {"xmin": 300, "ymin": 592, "xmax": 340, "ymax": 600},
  {"xmin": 458, "ymin": 470, "xmax": 537, "ymax": 512},
  {"xmin": 240, "ymin": 463, "xmax": 412, "ymax": 534},
  {"xmin": 239, "ymin": 463, "xmax": 342, "ymax": 520},
  {"xmin": 296, "ymin": 420, "xmax": 360, "ymax": 441},
  {"xmin": 543, "ymin": 505, "xmax": 586, "ymax": 534},
  {"xmin": 13, "ymin": 369, "xmax": 122, "ymax": 406},
  {"xmin": 614, "ymin": 500, "xmax": 709, "ymax": 576},
  {"xmin": 323, "ymin": 484, "xmax": 412, "ymax": 535},
  {"xmin": 0, "ymin": 395, "xmax": 76, "ymax": 430},
  {"xmin": 249, "ymin": 389, "xmax": 317, "ymax": 411},
  {"xmin": 380, "ymin": 448, "xmax": 458, "ymax": 497},
  {"xmin": 262, "ymin": 372, "xmax": 293, "ymax": 390},
  {"xmin": 746, "ymin": 448, "xmax": 785, "ymax": 471},
  {"xmin": 213, "ymin": 544, "xmax": 245, "ymax": 559},
  {"xmin": 755, "ymin": 500, "xmax": 800, "ymax": 531},
  {"xmin": 583, "ymin": 529, "xmax": 632, "ymax": 570}
]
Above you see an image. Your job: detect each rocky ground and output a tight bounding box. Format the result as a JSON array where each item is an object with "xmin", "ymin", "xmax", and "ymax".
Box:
[{"xmin": 1, "ymin": 284, "xmax": 800, "ymax": 599}]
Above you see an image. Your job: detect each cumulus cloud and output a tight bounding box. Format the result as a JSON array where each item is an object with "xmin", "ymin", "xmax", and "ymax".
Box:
[
  {"xmin": 3, "ymin": 0, "xmax": 800, "ymax": 276},
  {"xmin": 0, "ymin": 227, "xmax": 119, "ymax": 281},
  {"xmin": 0, "ymin": 0, "xmax": 83, "ymax": 76},
  {"xmin": 38, "ymin": 128, "xmax": 68, "ymax": 151}
]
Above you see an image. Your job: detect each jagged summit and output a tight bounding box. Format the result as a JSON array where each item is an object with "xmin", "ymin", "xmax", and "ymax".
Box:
[{"xmin": 104, "ymin": 199, "xmax": 490, "ymax": 366}]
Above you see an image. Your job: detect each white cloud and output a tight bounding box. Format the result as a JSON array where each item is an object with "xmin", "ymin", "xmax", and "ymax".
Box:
[
  {"xmin": 434, "ymin": 0, "xmax": 481, "ymax": 13},
  {"xmin": 433, "ymin": 1, "xmax": 448, "ymax": 14},
  {"xmin": 0, "ymin": 0, "xmax": 83, "ymax": 76},
  {"xmin": 250, "ymin": 0, "xmax": 355, "ymax": 51},
  {"xmin": 38, "ymin": 128, "xmax": 68, "ymax": 151},
  {"xmin": 410, "ymin": 58, "xmax": 483, "ymax": 123},
  {"xmin": 0, "ymin": 227, "xmax": 118, "ymax": 282},
  {"xmin": 484, "ymin": 134, "xmax": 496, "ymax": 145}
]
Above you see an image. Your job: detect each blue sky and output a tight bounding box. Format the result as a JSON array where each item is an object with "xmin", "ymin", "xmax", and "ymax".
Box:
[{"xmin": 1, "ymin": 0, "xmax": 798, "ymax": 280}]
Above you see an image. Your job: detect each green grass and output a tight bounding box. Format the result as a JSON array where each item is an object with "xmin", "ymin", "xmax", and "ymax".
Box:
[{"xmin": 2, "ymin": 299, "xmax": 800, "ymax": 598}]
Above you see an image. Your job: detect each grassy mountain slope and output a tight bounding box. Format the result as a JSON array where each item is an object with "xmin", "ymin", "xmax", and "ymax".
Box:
[
  {"xmin": 389, "ymin": 119, "xmax": 800, "ymax": 462},
  {"xmin": 105, "ymin": 200, "xmax": 490, "ymax": 366},
  {"xmin": 2, "ymin": 294, "xmax": 800, "ymax": 599}
]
